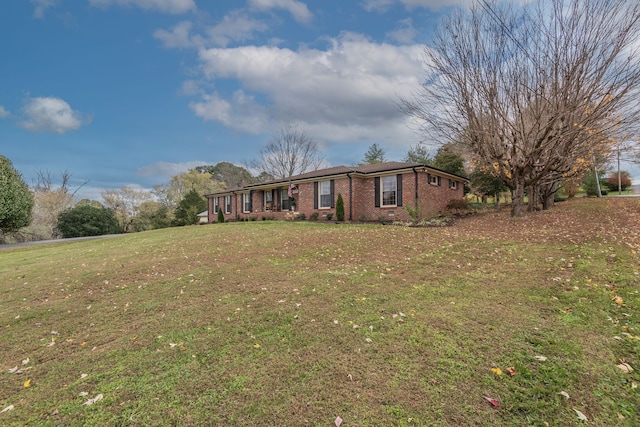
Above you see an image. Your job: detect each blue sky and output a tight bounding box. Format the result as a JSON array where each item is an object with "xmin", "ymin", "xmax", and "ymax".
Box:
[{"xmin": 1, "ymin": 0, "xmax": 636, "ymax": 201}]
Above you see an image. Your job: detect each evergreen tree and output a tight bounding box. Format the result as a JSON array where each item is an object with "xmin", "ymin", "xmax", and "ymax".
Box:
[
  {"xmin": 217, "ymin": 207, "xmax": 225, "ymax": 223},
  {"xmin": 336, "ymin": 193, "xmax": 345, "ymax": 221},
  {"xmin": 360, "ymin": 143, "xmax": 386, "ymax": 165},
  {"xmin": 174, "ymin": 188, "xmax": 207, "ymax": 226},
  {"xmin": 0, "ymin": 156, "xmax": 34, "ymax": 233},
  {"xmin": 432, "ymin": 145, "xmax": 466, "ymax": 176},
  {"xmin": 403, "ymin": 143, "xmax": 433, "ymax": 165}
]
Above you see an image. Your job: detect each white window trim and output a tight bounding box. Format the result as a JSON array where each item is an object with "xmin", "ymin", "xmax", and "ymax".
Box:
[
  {"xmin": 224, "ymin": 195, "xmax": 232, "ymax": 214},
  {"xmin": 381, "ymin": 176, "xmax": 397, "ymax": 207},
  {"xmin": 429, "ymin": 175, "xmax": 440, "ymax": 186},
  {"xmin": 242, "ymin": 193, "xmax": 251, "ymax": 213},
  {"xmin": 449, "ymin": 180, "xmax": 458, "ymax": 190},
  {"xmin": 319, "ymin": 180, "xmax": 332, "ymax": 209}
]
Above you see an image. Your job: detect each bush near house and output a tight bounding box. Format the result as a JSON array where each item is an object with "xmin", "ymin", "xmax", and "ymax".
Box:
[{"xmin": 604, "ymin": 172, "xmax": 632, "ymax": 192}]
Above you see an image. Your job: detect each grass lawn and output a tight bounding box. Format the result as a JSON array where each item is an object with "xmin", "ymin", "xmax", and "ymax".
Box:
[{"xmin": 0, "ymin": 198, "xmax": 638, "ymax": 426}]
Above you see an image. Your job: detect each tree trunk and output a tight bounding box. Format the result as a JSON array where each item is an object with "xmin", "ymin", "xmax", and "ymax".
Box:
[{"xmin": 511, "ymin": 183, "xmax": 526, "ymax": 217}]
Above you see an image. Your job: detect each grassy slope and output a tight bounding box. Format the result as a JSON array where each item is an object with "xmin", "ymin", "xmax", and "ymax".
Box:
[{"xmin": 0, "ymin": 198, "xmax": 638, "ymax": 426}]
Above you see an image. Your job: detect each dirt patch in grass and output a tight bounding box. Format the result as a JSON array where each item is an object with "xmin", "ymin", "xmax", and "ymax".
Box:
[{"xmin": 0, "ymin": 198, "xmax": 638, "ymax": 426}]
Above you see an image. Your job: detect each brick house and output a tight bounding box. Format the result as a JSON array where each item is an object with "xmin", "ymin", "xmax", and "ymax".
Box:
[{"xmin": 204, "ymin": 162, "xmax": 468, "ymax": 223}]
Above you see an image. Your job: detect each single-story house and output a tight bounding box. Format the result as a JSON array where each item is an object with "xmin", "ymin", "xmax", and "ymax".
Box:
[{"xmin": 204, "ymin": 161, "xmax": 468, "ymax": 223}]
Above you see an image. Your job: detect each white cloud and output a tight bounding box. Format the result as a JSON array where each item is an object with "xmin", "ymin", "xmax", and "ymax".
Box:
[
  {"xmin": 249, "ymin": 0, "xmax": 313, "ymax": 23},
  {"xmin": 154, "ymin": 21, "xmax": 199, "ymax": 48},
  {"xmin": 89, "ymin": 0, "xmax": 196, "ymax": 14},
  {"xmin": 189, "ymin": 90, "xmax": 269, "ymax": 134},
  {"xmin": 31, "ymin": 0, "xmax": 56, "ymax": 19},
  {"xmin": 155, "ymin": 12, "xmax": 269, "ymax": 49},
  {"xmin": 136, "ymin": 161, "xmax": 207, "ymax": 178},
  {"xmin": 362, "ymin": 0, "xmax": 471, "ymax": 12},
  {"xmin": 191, "ymin": 33, "xmax": 424, "ymax": 144},
  {"xmin": 0, "ymin": 106, "xmax": 9, "ymax": 118},
  {"xmin": 20, "ymin": 97, "xmax": 89, "ymax": 134},
  {"xmin": 386, "ymin": 18, "xmax": 418, "ymax": 44},
  {"xmin": 206, "ymin": 11, "xmax": 270, "ymax": 47}
]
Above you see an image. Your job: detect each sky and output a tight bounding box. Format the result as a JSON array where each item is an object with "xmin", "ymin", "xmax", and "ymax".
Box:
[{"xmin": 1, "ymin": 0, "xmax": 637, "ymax": 202}]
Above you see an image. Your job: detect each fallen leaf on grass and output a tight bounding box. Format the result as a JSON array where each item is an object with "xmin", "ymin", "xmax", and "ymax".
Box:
[
  {"xmin": 506, "ymin": 367, "xmax": 517, "ymax": 376},
  {"xmin": 1, "ymin": 405, "xmax": 14, "ymax": 414},
  {"xmin": 23, "ymin": 379, "xmax": 31, "ymax": 388},
  {"xmin": 534, "ymin": 355, "xmax": 547, "ymax": 361},
  {"xmin": 558, "ymin": 391, "xmax": 570, "ymax": 399},
  {"xmin": 573, "ymin": 408, "xmax": 588, "ymax": 421},
  {"xmin": 490, "ymin": 367, "xmax": 503, "ymax": 376},
  {"xmin": 7, "ymin": 366, "xmax": 23, "ymax": 374},
  {"xmin": 82, "ymin": 394, "xmax": 103, "ymax": 406},
  {"xmin": 21, "ymin": 358, "xmax": 29, "ymax": 365},
  {"xmin": 335, "ymin": 416, "xmax": 343, "ymax": 426},
  {"xmin": 483, "ymin": 396, "xmax": 500, "ymax": 407},
  {"xmin": 616, "ymin": 362, "xmax": 634, "ymax": 373},
  {"xmin": 253, "ymin": 343, "xmax": 261, "ymax": 348},
  {"xmin": 613, "ymin": 296, "xmax": 624, "ymax": 305}
]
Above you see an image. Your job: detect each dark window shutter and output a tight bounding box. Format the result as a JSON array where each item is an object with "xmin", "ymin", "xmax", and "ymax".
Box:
[
  {"xmin": 313, "ymin": 182, "xmax": 318, "ymax": 209},
  {"xmin": 374, "ymin": 177, "xmax": 380, "ymax": 207},
  {"xmin": 330, "ymin": 180, "xmax": 335, "ymax": 208},
  {"xmin": 397, "ymin": 174, "xmax": 403, "ymax": 207},
  {"xmin": 261, "ymin": 191, "xmax": 265, "ymax": 210},
  {"xmin": 249, "ymin": 191, "xmax": 253, "ymax": 212},
  {"xmin": 438, "ymin": 176, "xmax": 441, "ymax": 186}
]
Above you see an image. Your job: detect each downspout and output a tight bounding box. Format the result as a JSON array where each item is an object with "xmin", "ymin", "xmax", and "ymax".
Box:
[
  {"xmin": 232, "ymin": 191, "xmax": 237, "ymax": 219},
  {"xmin": 347, "ymin": 173, "xmax": 353, "ymax": 221},
  {"xmin": 413, "ymin": 168, "xmax": 419, "ymax": 212}
]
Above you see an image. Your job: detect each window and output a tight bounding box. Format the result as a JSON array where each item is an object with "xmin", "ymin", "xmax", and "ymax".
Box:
[
  {"xmin": 381, "ymin": 176, "xmax": 397, "ymax": 206},
  {"xmin": 429, "ymin": 174, "xmax": 441, "ymax": 186},
  {"xmin": 319, "ymin": 180, "xmax": 332, "ymax": 208},
  {"xmin": 213, "ymin": 197, "xmax": 219, "ymax": 214},
  {"xmin": 243, "ymin": 193, "xmax": 251, "ymax": 212},
  {"xmin": 280, "ymin": 189, "xmax": 291, "ymax": 211},
  {"xmin": 225, "ymin": 195, "xmax": 232, "ymax": 214},
  {"xmin": 449, "ymin": 180, "xmax": 458, "ymax": 190}
]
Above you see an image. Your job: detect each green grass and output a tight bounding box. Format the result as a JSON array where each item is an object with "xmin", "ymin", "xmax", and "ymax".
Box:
[{"xmin": 1, "ymin": 198, "xmax": 639, "ymax": 426}]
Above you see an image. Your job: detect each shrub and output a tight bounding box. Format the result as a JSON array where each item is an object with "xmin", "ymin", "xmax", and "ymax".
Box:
[
  {"xmin": 296, "ymin": 213, "xmax": 306, "ymax": 220},
  {"xmin": 326, "ymin": 213, "xmax": 333, "ymax": 221},
  {"xmin": 446, "ymin": 199, "xmax": 469, "ymax": 212},
  {"xmin": 336, "ymin": 193, "xmax": 345, "ymax": 221},
  {"xmin": 217, "ymin": 208, "xmax": 224, "ymax": 223},
  {"xmin": 405, "ymin": 200, "xmax": 421, "ymax": 222},
  {"xmin": 57, "ymin": 205, "xmax": 120, "ymax": 238},
  {"xmin": 309, "ymin": 212, "xmax": 319, "ymax": 221},
  {"xmin": 604, "ymin": 174, "xmax": 632, "ymax": 192}
]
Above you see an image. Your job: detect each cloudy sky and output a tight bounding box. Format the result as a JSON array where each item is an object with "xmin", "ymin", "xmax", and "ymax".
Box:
[
  {"xmin": 0, "ymin": 0, "xmax": 474, "ymax": 200},
  {"xmin": 1, "ymin": 0, "xmax": 637, "ymax": 201}
]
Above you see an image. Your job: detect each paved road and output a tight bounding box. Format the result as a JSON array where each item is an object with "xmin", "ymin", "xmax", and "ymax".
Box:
[{"xmin": 0, "ymin": 234, "xmax": 123, "ymax": 250}]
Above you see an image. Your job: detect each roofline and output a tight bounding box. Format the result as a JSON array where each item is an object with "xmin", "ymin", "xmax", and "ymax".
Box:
[{"xmin": 204, "ymin": 163, "xmax": 469, "ymax": 197}]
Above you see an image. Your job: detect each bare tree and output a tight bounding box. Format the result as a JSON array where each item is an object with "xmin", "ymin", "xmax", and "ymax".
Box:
[
  {"xmin": 102, "ymin": 186, "xmax": 152, "ymax": 233},
  {"xmin": 403, "ymin": 0, "xmax": 640, "ymax": 216},
  {"xmin": 26, "ymin": 170, "xmax": 88, "ymax": 239},
  {"xmin": 255, "ymin": 125, "xmax": 324, "ymax": 179}
]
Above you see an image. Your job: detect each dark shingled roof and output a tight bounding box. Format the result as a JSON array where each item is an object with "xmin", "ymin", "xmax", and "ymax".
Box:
[{"xmin": 205, "ymin": 161, "xmax": 466, "ymax": 196}]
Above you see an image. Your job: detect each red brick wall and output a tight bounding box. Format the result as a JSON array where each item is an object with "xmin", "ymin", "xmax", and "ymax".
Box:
[{"xmin": 206, "ymin": 171, "xmax": 465, "ymax": 223}]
